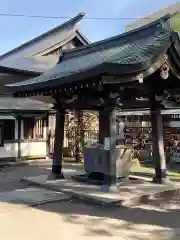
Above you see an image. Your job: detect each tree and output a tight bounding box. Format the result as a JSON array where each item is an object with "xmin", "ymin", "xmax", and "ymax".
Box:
[
  {"xmin": 64, "ymin": 111, "xmax": 98, "ymax": 161},
  {"xmin": 171, "ymin": 12, "xmax": 180, "ymax": 32}
]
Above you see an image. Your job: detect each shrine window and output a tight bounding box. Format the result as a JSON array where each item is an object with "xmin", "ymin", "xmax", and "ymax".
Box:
[
  {"xmin": 3, "ymin": 120, "xmax": 15, "ymax": 141},
  {"xmin": 23, "ymin": 117, "xmax": 45, "ymax": 140},
  {"xmin": 0, "ymin": 126, "xmax": 4, "ymax": 146},
  {"xmin": 34, "ymin": 118, "xmax": 44, "ymax": 139},
  {"xmin": 24, "ymin": 117, "xmax": 34, "ymax": 139}
]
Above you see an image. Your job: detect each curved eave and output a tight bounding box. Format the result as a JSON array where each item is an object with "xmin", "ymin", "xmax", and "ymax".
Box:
[
  {"xmin": 168, "ymin": 33, "xmax": 180, "ymax": 79},
  {"xmin": 0, "ymin": 65, "xmax": 41, "ymax": 76},
  {"xmin": 10, "ymin": 54, "xmax": 167, "ymax": 97}
]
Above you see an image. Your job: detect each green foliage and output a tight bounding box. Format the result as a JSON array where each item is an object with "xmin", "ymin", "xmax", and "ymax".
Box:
[
  {"xmin": 171, "ymin": 12, "xmax": 180, "ymax": 32},
  {"xmin": 132, "ymin": 149, "xmax": 140, "ymax": 159},
  {"xmin": 65, "ymin": 111, "xmax": 98, "ymax": 156}
]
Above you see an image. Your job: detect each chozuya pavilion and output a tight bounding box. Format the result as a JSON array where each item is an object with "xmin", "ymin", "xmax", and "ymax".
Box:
[{"xmin": 7, "ymin": 15, "xmax": 180, "ymax": 184}]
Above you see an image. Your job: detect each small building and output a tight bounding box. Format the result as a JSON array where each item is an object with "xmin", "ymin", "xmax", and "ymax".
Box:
[{"xmin": 0, "ymin": 95, "xmax": 52, "ymax": 161}]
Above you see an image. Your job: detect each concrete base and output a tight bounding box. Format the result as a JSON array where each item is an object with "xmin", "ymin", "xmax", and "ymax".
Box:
[
  {"xmin": 48, "ymin": 172, "xmax": 65, "ymax": 180},
  {"xmin": 21, "ymin": 173, "xmax": 180, "ymax": 207},
  {"xmin": 71, "ymin": 173, "xmax": 145, "ymax": 186},
  {"xmin": 152, "ymin": 176, "xmax": 174, "ymax": 185}
]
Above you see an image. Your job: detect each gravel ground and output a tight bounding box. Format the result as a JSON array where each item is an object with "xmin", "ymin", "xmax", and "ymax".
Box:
[
  {"xmin": 0, "ymin": 159, "xmax": 51, "ymax": 192},
  {"xmin": 0, "ymin": 158, "xmax": 83, "ymax": 192}
]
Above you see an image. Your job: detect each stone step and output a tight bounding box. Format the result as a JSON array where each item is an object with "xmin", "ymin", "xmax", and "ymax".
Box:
[{"xmin": 21, "ymin": 174, "xmax": 180, "ymax": 208}]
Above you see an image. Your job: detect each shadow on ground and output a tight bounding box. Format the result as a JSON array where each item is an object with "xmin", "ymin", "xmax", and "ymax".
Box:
[
  {"xmin": 1, "ymin": 158, "xmax": 180, "ymax": 239},
  {"xmin": 32, "ymin": 197, "xmax": 180, "ymax": 239}
]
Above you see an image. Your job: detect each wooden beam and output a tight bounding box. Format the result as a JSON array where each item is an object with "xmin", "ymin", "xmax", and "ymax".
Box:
[
  {"xmin": 56, "ymin": 97, "xmax": 107, "ymax": 110},
  {"xmin": 104, "ymin": 106, "xmax": 117, "ymax": 185},
  {"xmin": 99, "ymin": 110, "xmax": 110, "ymax": 144}
]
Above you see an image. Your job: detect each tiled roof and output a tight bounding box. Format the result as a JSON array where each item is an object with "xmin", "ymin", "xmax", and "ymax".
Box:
[
  {"xmin": 0, "ymin": 56, "xmax": 59, "ymax": 73},
  {"xmin": 0, "ymin": 96, "xmax": 52, "ymax": 111},
  {"xmin": 0, "ymin": 13, "xmax": 87, "ymax": 61},
  {"xmin": 0, "ymin": 64, "xmax": 38, "ymax": 76},
  {"xmin": 0, "ymin": 13, "xmax": 89, "ymax": 75},
  {"xmin": 7, "ymin": 15, "xmax": 176, "ymax": 91}
]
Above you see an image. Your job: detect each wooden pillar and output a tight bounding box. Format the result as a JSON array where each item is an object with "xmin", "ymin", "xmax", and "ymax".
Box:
[
  {"xmin": 102, "ymin": 107, "xmax": 117, "ymax": 184},
  {"xmin": 52, "ymin": 108, "xmax": 65, "ymax": 178},
  {"xmin": 15, "ymin": 119, "xmax": 19, "ymax": 140},
  {"xmin": 20, "ymin": 119, "xmax": 24, "ymax": 139},
  {"xmin": 17, "ymin": 116, "xmax": 21, "ymax": 159},
  {"xmin": 99, "ymin": 110, "xmax": 109, "ymax": 144},
  {"xmin": 108, "ymin": 107, "xmax": 117, "ymax": 184},
  {"xmin": 33, "ymin": 117, "xmax": 36, "ymax": 139},
  {"xmin": 44, "ymin": 113, "xmax": 49, "ymax": 156},
  {"xmin": 150, "ymin": 93, "xmax": 168, "ymax": 183}
]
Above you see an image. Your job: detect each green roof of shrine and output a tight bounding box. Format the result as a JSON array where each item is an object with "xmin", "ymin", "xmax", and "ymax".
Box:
[{"xmin": 6, "ymin": 15, "xmax": 180, "ymax": 92}]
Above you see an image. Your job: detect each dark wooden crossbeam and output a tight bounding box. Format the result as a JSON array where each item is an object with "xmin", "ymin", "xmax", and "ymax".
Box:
[{"xmin": 121, "ymin": 100, "xmax": 150, "ymax": 109}]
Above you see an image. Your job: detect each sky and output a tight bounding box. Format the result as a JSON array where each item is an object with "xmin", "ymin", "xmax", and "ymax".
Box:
[{"xmin": 0, "ymin": 0, "xmax": 179, "ymax": 54}]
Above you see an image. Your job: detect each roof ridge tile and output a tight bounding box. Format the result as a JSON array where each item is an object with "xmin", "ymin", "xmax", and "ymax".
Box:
[{"xmin": 62, "ymin": 15, "xmax": 171, "ymax": 61}]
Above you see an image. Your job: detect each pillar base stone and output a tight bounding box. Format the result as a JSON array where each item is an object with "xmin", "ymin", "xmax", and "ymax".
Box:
[
  {"xmin": 152, "ymin": 176, "xmax": 172, "ymax": 185},
  {"xmin": 152, "ymin": 169, "xmax": 171, "ymax": 184},
  {"xmin": 51, "ymin": 165, "xmax": 64, "ymax": 179},
  {"xmin": 103, "ymin": 174, "xmax": 117, "ymax": 185},
  {"xmin": 48, "ymin": 173, "xmax": 64, "ymax": 181},
  {"xmin": 101, "ymin": 183, "xmax": 119, "ymax": 193}
]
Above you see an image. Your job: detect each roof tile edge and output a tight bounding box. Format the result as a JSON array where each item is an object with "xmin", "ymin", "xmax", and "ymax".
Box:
[
  {"xmin": 61, "ymin": 14, "xmax": 171, "ymax": 60},
  {"xmin": 0, "ymin": 12, "xmax": 85, "ymax": 60}
]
